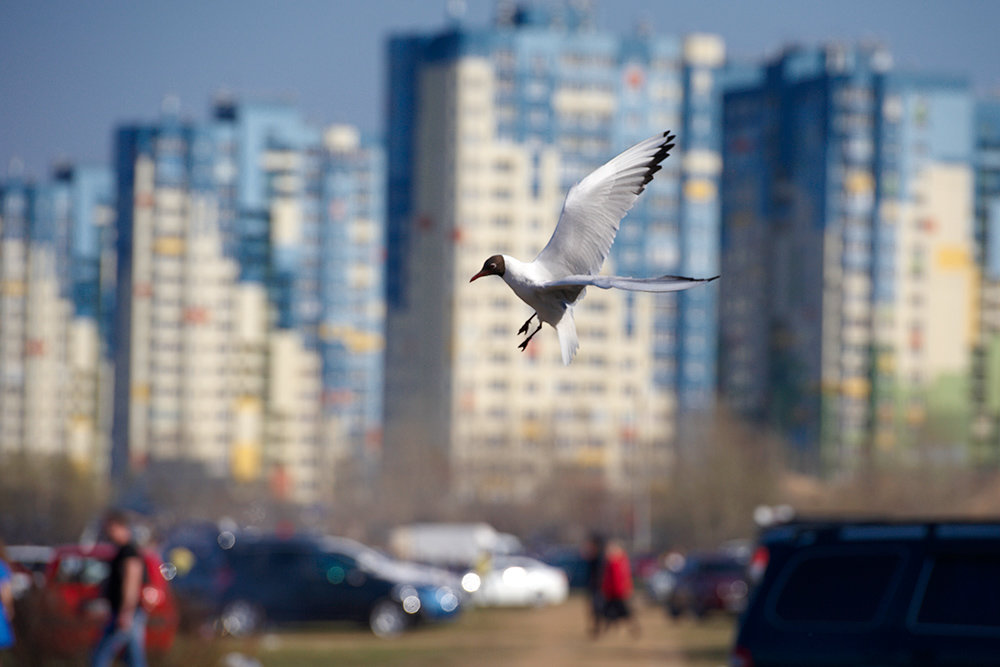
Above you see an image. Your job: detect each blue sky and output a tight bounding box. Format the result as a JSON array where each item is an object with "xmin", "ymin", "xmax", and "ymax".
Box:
[{"xmin": 2, "ymin": 0, "xmax": 999, "ymax": 176}]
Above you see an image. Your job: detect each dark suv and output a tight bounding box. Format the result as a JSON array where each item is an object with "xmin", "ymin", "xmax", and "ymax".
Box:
[{"xmin": 732, "ymin": 519, "xmax": 1000, "ymax": 666}]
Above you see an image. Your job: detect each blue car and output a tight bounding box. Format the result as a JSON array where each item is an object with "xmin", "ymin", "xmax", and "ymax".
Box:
[{"xmin": 166, "ymin": 530, "xmax": 462, "ymax": 637}]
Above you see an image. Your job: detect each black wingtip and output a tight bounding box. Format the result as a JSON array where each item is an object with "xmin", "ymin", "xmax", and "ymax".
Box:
[
  {"xmin": 658, "ymin": 274, "xmax": 720, "ymax": 282},
  {"xmin": 637, "ymin": 131, "xmax": 678, "ymax": 194}
]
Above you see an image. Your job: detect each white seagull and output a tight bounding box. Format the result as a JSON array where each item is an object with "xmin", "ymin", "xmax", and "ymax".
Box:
[{"xmin": 469, "ymin": 131, "xmax": 718, "ymax": 365}]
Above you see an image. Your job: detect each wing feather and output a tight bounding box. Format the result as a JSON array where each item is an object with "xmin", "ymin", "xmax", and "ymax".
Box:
[
  {"xmin": 534, "ymin": 131, "xmax": 677, "ymax": 277},
  {"xmin": 544, "ymin": 274, "xmax": 719, "ymax": 293}
]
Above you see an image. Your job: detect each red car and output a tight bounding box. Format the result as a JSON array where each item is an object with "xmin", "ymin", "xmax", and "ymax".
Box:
[{"xmin": 35, "ymin": 544, "xmax": 179, "ymax": 656}]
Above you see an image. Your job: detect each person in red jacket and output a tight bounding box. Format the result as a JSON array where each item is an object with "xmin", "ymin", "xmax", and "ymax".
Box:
[{"xmin": 600, "ymin": 540, "xmax": 640, "ymax": 637}]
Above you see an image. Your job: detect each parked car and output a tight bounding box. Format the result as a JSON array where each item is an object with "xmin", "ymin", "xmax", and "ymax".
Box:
[
  {"xmin": 160, "ymin": 521, "xmax": 237, "ymax": 629},
  {"xmin": 34, "ymin": 544, "xmax": 178, "ymax": 657},
  {"xmin": 732, "ymin": 519, "xmax": 1000, "ymax": 667},
  {"xmin": 643, "ymin": 551, "xmax": 686, "ymax": 605},
  {"xmin": 537, "ymin": 546, "xmax": 590, "ymax": 589},
  {"xmin": 212, "ymin": 534, "xmax": 462, "ymax": 637},
  {"xmin": 462, "ymin": 555, "xmax": 569, "ymax": 607},
  {"xmin": 665, "ymin": 551, "xmax": 748, "ymax": 619},
  {"xmin": 645, "ymin": 567, "xmax": 678, "ymax": 605},
  {"xmin": 6, "ymin": 545, "xmax": 53, "ymax": 600}
]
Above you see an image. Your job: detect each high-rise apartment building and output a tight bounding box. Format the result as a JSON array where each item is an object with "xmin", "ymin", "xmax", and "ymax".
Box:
[
  {"xmin": 112, "ymin": 99, "xmax": 384, "ymax": 503},
  {"xmin": 383, "ymin": 4, "xmax": 723, "ymax": 505},
  {"xmin": 719, "ymin": 45, "xmax": 975, "ymax": 469},
  {"xmin": 972, "ymin": 98, "xmax": 1000, "ymax": 456},
  {"xmin": 319, "ymin": 125, "xmax": 386, "ymax": 489},
  {"xmin": 0, "ymin": 164, "xmax": 114, "ymax": 470}
]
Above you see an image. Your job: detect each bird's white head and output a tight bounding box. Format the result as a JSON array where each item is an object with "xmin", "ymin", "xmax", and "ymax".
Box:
[{"xmin": 470, "ymin": 254, "xmax": 506, "ymax": 282}]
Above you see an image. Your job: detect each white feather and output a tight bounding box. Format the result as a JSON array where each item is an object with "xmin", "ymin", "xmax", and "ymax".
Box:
[
  {"xmin": 534, "ymin": 131, "xmax": 676, "ymax": 278},
  {"xmin": 545, "ymin": 274, "xmax": 720, "ymax": 293},
  {"xmin": 555, "ymin": 309, "xmax": 579, "ymax": 366}
]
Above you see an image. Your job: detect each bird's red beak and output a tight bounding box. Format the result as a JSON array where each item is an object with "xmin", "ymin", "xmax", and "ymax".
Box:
[{"xmin": 470, "ymin": 270, "xmax": 488, "ymax": 282}]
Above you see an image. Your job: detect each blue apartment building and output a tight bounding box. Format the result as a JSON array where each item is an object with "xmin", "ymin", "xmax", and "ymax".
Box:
[
  {"xmin": 720, "ymin": 45, "xmax": 975, "ymax": 469},
  {"xmin": 111, "ymin": 99, "xmax": 384, "ymax": 501}
]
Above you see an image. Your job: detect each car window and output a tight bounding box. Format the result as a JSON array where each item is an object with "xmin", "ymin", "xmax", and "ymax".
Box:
[
  {"xmin": 769, "ymin": 550, "xmax": 904, "ymax": 626},
  {"xmin": 55, "ymin": 556, "xmax": 109, "ymax": 585},
  {"xmin": 697, "ymin": 559, "xmax": 744, "ymax": 574},
  {"xmin": 912, "ymin": 553, "xmax": 1000, "ymax": 634},
  {"xmin": 318, "ymin": 552, "xmax": 357, "ymax": 584}
]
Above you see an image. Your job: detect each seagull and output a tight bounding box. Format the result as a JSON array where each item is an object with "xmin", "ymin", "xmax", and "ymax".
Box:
[{"xmin": 469, "ymin": 131, "xmax": 719, "ymax": 365}]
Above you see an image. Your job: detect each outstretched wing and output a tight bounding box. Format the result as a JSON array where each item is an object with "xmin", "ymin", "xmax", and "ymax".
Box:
[
  {"xmin": 534, "ymin": 131, "xmax": 676, "ymax": 278},
  {"xmin": 544, "ymin": 274, "xmax": 719, "ymax": 293}
]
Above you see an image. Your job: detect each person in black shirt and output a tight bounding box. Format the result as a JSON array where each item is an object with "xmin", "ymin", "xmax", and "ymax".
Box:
[
  {"xmin": 582, "ymin": 532, "xmax": 606, "ymax": 638},
  {"xmin": 91, "ymin": 509, "xmax": 146, "ymax": 667}
]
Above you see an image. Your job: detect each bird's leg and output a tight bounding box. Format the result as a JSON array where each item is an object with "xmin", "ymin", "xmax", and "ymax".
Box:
[
  {"xmin": 518, "ymin": 312, "xmax": 536, "ymax": 336},
  {"xmin": 518, "ymin": 321, "xmax": 543, "ymax": 351}
]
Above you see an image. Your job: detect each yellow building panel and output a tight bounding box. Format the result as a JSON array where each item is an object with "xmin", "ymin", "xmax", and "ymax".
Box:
[
  {"xmin": 576, "ymin": 448, "xmax": 606, "ymax": 468},
  {"xmin": 684, "ymin": 178, "xmax": 717, "ymax": 202},
  {"xmin": 842, "ymin": 377, "xmax": 870, "ymax": 399},
  {"xmin": 154, "ymin": 236, "xmax": 185, "ymax": 256},
  {"xmin": 70, "ymin": 414, "xmax": 94, "ymax": 429},
  {"xmin": 131, "ymin": 383, "xmax": 150, "ymax": 401},
  {"xmin": 320, "ymin": 325, "xmax": 384, "ymax": 353},
  {"xmin": 1, "ymin": 280, "xmax": 25, "ymax": 297},
  {"xmin": 235, "ymin": 395, "xmax": 262, "ymax": 412},
  {"xmin": 845, "ymin": 170, "xmax": 874, "ymax": 195},
  {"xmin": 936, "ymin": 245, "xmax": 969, "ymax": 270},
  {"xmin": 877, "ymin": 353, "xmax": 895, "ymax": 374},
  {"xmin": 231, "ymin": 442, "xmax": 261, "ymax": 482},
  {"xmin": 521, "ymin": 420, "xmax": 543, "ymax": 440}
]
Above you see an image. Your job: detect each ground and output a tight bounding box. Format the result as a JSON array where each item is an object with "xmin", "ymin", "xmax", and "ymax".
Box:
[
  {"xmin": 182, "ymin": 594, "xmax": 735, "ymax": 667},
  {"xmin": 10, "ymin": 594, "xmax": 735, "ymax": 666}
]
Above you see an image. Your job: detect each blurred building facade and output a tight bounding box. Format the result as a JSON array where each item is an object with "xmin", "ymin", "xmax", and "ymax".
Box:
[
  {"xmin": 0, "ymin": 164, "xmax": 114, "ymax": 470},
  {"xmin": 972, "ymin": 98, "xmax": 1000, "ymax": 456},
  {"xmin": 383, "ymin": 4, "xmax": 724, "ymax": 505},
  {"xmin": 111, "ymin": 99, "xmax": 384, "ymax": 503},
  {"xmin": 719, "ymin": 45, "xmax": 975, "ymax": 470}
]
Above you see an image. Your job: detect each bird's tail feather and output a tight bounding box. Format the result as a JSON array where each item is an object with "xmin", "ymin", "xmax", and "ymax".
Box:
[{"xmin": 555, "ymin": 310, "xmax": 579, "ymax": 365}]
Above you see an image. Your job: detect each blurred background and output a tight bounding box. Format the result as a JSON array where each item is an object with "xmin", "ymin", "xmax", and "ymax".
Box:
[{"xmin": 2, "ymin": 0, "xmax": 1000, "ymax": 663}]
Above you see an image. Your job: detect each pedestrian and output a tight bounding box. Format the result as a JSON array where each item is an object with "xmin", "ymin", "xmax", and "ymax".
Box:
[
  {"xmin": 582, "ymin": 532, "xmax": 605, "ymax": 638},
  {"xmin": 0, "ymin": 540, "xmax": 15, "ymax": 659},
  {"xmin": 601, "ymin": 539, "xmax": 640, "ymax": 637},
  {"xmin": 91, "ymin": 509, "xmax": 147, "ymax": 667}
]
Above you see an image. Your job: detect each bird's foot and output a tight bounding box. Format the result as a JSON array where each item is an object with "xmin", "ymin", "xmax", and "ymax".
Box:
[
  {"xmin": 517, "ymin": 322, "xmax": 543, "ymax": 352},
  {"xmin": 517, "ymin": 314, "xmax": 536, "ymax": 336}
]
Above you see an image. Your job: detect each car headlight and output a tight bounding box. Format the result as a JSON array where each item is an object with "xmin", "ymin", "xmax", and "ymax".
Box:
[{"xmin": 461, "ymin": 572, "xmax": 481, "ymax": 593}]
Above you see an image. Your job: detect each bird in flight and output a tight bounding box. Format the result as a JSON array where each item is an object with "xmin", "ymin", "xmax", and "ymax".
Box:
[{"xmin": 470, "ymin": 131, "xmax": 718, "ymax": 365}]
